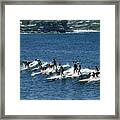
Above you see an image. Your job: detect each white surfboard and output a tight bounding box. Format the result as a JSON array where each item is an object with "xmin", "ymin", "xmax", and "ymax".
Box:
[
  {"xmin": 20, "ymin": 66, "xmax": 28, "ymax": 71},
  {"xmin": 46, "ymin": 71, "xmax": 90, "ymax": 80},
  {"xmin": 31, "ymin": 71, "xmax": 41, "ymax": 77},
  {"xmin": 32, "ymin": 66, "xmax": 40, "ymax": 71},
  {"xmin": 31, "ymin": 62, "xmax": 48, "ymax": 71},
  {"xmin": 47, "ymin": 75, "xmax": 65, "ymax": 80},
  {"xmin": 41, "ymin": 64, "xmax": 70, "ymax": 75},
  {"xmin": 79, "ymin": 76, "xmax": 100, "ymax": 83},
  {"xmin": 29, "ymin": 61, "xmax": 38, "ymax": 68}
]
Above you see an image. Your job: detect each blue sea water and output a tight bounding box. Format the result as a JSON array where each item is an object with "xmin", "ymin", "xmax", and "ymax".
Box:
[{"xmin": 20, "ymin": 32, "xmax": 100, "ymax": 100}]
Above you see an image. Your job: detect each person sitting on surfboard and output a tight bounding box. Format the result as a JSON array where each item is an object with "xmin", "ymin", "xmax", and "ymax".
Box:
[
  {"xmin": 73, "ymin": 61, "xmax": 77, "ymax": 73},
  {"xmin": 92, "ymin": 66, "xmax": 100, "ymax": 78}
]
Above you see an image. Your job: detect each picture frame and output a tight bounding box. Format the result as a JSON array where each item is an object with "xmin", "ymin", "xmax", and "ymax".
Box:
[{"xmin": 0, "ymin": 0, "xmax": 119, "ymax": 119}]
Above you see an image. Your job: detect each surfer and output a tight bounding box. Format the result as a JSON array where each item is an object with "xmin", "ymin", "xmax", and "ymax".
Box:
[
  {"xmin": 52, "ymin": 58, "xmax": 57, "ymax": 71},
  {"xmin": 35, "ymin": 59, "xmax": 38, "ymax": 61},
  {"xmin": 23, "ymin": 61, "xmax": 28, "ymax": 68},
  {"xmin": 38, "ymin": 59, "xmax": 42, "ymax": 71},
  {"xmin": 77, "ymin": 62, "xmax": 81, "ymax": 75},
  {"xmin": 95, "ymin": 66, "xmax": 99, "ymax": 71},
  {"xmin": 91, "ymin": 66, "xmax": 100, "ymax": 78},
  {"xmin": 22, "ymin": 61, "xmax": 27, "ymax": 68},
  {"xmin": 56, "ymin": 64, "xmax": 61, "ymax": 75},
  {"xmin": 73, "ymin": 61, "xmax": 77, "ymax": 73},
  {"xmin": 95, "ymin": 66, "xmax": 100, "ymax": 77},
  {"xmin": 60, "ymin": 65, "xmax": 64, "ymax": 76},
  {"xmin": 92, "ymin": 72, "xmax": 95, "ymax": 77},
  {"xmin": 26, "ymin": 61, "xmax": 31, "ymax": 68}
]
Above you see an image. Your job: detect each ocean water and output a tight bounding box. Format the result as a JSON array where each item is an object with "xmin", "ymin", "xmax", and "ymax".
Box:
[{"xmin": 20, "ymin": 32, "xmax": 100, "ymax": 100}]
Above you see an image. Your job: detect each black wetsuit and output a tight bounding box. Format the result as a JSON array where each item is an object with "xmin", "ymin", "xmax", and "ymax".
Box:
[
  {"xmin": 95, "ymin": 66, "xmax": 99, "ymax": 71},
  {"xmin": 60, "ymin": 66, "xmax": 64, "ymax": 75},
  {"xmin": 52, "ymin": 59, "xmax": 57, "ymax": 72},
  {"xmin": 53, "ymin": 59, "xmax": 57, "ymax": 67},
  {"xmin": 38, "ymin": 60, "xmax": 42, "ymax": 70},
  {"xmin": 92, "ymin": 72, "xmax": 95, "ymax": 77},
  {"xmin": 74, "ymin": 63, "xmax": 77, "ymax": 73},
  {"xmin": 26, "ymin": 61, "xmax": 31, "ymax": 68},
  {"xmin": 95, "ymin": 66, "xmax": 100, "ymax": 77},
  {"xmin": 77, "ymin": 64, "xmax": 81, "ymax": 75}
]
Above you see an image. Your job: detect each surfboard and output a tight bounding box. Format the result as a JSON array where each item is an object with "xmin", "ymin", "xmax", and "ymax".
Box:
[
  {"xmin": 31, "ymin": 71, "xmax": 41, "ymax": 77},
  {"xmin": 46, "ymin": 71, "xmax": 90, "ymax": 80},
  {"xmin": 79, "ymin": 76, "xmax": 100, "ymax": 83},
  {"xmin": 36, "ymin": 64, "xmax": 71, "ymax": 75},
  {"xmin": 29, "ymin": 61, "xmax": 38, "ymax": 68},
  {"xmin": 20, "ymin": 66, "xmax": 28, "ymax": 71},
  {"xmin": 47, "ymin": 75, "xmax": 65, "ymax": 80},
  {"xmin": 31, "ymin": 62, "xmax": 48, "ymax": 71}
]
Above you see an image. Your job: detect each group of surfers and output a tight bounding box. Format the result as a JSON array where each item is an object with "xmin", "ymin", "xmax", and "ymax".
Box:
[
  {"xmin": 49, "ymin": 59, "xmax": 100, "ymax": 77},
  {"xmin": 73, "ymin": 61, "xmax": 81, "ymax": 75},
  {"xmin": 22, "ymin": 58, "xmax": 100, "ymax": 77},
  {"xmin": 22, "ymin": 58, "xmax": 64, "ymax": 75}
]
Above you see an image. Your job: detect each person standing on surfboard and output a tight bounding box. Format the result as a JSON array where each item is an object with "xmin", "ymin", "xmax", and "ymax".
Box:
[
  {"xmin": 52, "ymin": 58, "xmax": 57, "ymax": 72},
  {"xmin": 95, "ymin": 66, "xmax": 100, "ymax": 77},
  {"xmin": 60, "ymin": 65, "xmax": 64, "ymax": 76},
  {"xmin": 73, "ymin": 61, "xmax": 77, "ymax": 73},
  {"xmin": 26, "ymin": 61, "xmax": 31, "ymax": 68},
  {"xmin": 77, "ymin": 62, "xmax": 81, "ymax": 75},
  {"xmin": 38, "ymin": 59, "xmax": 42, "ymax": 71}
]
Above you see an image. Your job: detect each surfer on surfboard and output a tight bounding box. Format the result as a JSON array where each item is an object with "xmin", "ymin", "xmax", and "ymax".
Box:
[
  {"xmin": 37, "ymin": 59, "xmax": 42, "ymax": 71},
  {"xmin": 91, "ymin": 66, "xmax": 100, "ymax": 78},
  {"xmin": 52, "ymin": 58, "xmax": 58, "ymax": 72},
  {"xmin": 95, "ymin": 66, "xmax": 100, "ymax": 77},
  {"xmin": 73, "ymin": 61, "xmax": 77, "ymax": 74},
  {"xmin": 60, "ymin": 65, "xmax": 64, "ymax": 76},
  {"xmin": 77, "ymin": 62, "xmax": 81, "ymax": 75}
]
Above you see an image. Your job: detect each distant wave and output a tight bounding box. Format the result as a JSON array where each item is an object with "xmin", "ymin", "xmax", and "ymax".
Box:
[{"xmin": 20, "ymin": 30, "xmax": 100, "ymax": 34}]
